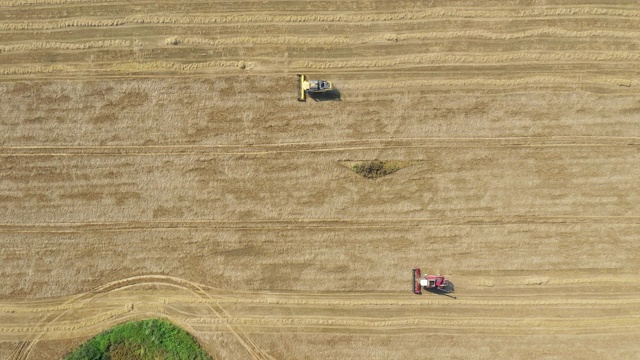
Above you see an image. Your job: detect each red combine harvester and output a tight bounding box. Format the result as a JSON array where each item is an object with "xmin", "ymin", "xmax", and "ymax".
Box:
[{"xmin": 412, "ymin": 268, "xmax": 453, "ymax": 295}]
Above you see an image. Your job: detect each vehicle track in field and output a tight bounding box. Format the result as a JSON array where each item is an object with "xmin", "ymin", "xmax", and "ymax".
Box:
[
  {"xmin": 0, "ymin": 62, "xmax": 636, "ymax": 79},
  {"xmin": 5, "ymin": 275, "xmax": 272, "ymax": 360},
  {"xmin": 2, "ymin": 275, "xmax": 640, "ymax": 355},
  {"xmin": 2, "ymin": 216, "xmax": 640, "ymax": 234},
  {"xmin": 1, "ymin": 136, "xmax": 639, "ymax": 157}
]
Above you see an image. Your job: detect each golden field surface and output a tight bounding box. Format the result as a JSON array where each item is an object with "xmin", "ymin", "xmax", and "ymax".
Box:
[{"xmin": 1, "ymin": 0, "xmax": 640, "ymax": 358}]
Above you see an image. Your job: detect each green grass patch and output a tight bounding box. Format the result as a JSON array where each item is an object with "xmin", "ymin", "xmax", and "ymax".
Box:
[{"xmin": 64, "ymin": 318, "xmax": 211, "ymax": 360}]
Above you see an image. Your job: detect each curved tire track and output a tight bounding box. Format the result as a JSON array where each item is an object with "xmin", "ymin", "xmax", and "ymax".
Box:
[{"xmin": 8, "ymin": 275, "xmax": 272, "ymax": 360}]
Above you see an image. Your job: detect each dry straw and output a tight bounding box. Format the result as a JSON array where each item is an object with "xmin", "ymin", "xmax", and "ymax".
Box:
[
  {"xmin": 293, "ymin": 52, "xmax": 640, "ymax": 69},
  {"xmin": 0, "ymin": 0, "xmax": 102, "ymax": 5},
  {"xmin": 0, "ymin": 40, "xmax": 130, "ymax": 53},
  {"xmin": 2, "ymin": 7, "xmax": 640, "ymax": 31}
]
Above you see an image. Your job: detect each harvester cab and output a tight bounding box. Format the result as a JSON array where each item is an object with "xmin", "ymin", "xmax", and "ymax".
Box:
[{"xmin": 297, "ymin": 74, "xmax": 334, "ymax": 101}]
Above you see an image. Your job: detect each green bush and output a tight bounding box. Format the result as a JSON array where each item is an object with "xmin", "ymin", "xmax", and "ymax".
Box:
[{"xmin": 64, "ymin": 319, "xmax": 211, "ymax": 360}]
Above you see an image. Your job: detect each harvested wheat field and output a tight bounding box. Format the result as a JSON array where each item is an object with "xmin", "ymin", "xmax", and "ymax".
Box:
[{"xmin": 1, "ymin": 0, "xmax": 640, "ymax": 358}]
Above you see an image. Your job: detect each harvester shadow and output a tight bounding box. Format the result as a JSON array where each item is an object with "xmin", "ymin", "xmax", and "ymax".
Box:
[
  {"xmin": 309, "ymin": 89, "xmax": 341, "ymax": 102},
  {"xmin": 424, "ymin": 282, "xmax": 457, "ymax": 299}
]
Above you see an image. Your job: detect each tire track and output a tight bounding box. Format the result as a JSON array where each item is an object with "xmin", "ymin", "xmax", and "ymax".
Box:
[
  {"xmin": 0, "ymin": 62, "xmax": 634, "ymax": 88},
  {"xmin": 1, "ymin": 136, "xmax": 639, "ymax": 157},
  {"xmin": 0, "ymin": 55, "xmax": 637, "ymax": 77},
  {"xmin": 10, "ymin": 311, "xmax": 637, "ymax": 336},
  {"xmin": 8, "ymin": 288, "xmax": 107, "ymax": 360},
  {"xmin": 8, "ymin": 275, "xmax": 271, "ymax": 360},
  {"xmin": 343, "ymin": 76, "xmax": 634, "ymax": 90},
  {"xmin": 0, "ymin": 72, "xmax": 635, "ymax": 89},
  {"xmin": 89, "ymin": 276, "xmax": 272, "ymax": 360},
  {"xmin": 2, "ymin": 216, "xmax": 640, "ymax": 234},
  {"xmin": 140, "ymin": 294, "xmax": 640, "ymax": 308},
  {"xmin": 3, "ymin": 281, "xmax": 640, "ymax": 344},
  {"xmin": 186, "ymin": 315, "xmax": 640, "ymax": 332}
]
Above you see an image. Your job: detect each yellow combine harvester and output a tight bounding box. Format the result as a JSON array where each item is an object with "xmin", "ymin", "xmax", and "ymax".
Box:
[{"xmin": 297, "ymin": 74, "xmax": 333, "ymax": 102}]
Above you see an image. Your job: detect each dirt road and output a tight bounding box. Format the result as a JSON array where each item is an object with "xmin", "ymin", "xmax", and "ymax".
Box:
[{"xmin": 1, "ymin": 0, "xmax": 640, "ymax": 358}]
